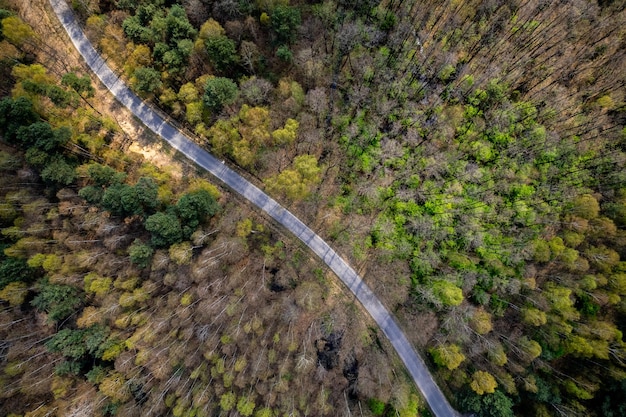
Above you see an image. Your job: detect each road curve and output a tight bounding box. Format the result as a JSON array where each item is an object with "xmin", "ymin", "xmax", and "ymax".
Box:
[{"xmin": 48, "ymin": 1, "xmax": 459, "ymax": 415}]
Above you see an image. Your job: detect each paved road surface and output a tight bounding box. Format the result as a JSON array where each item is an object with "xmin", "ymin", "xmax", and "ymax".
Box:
[{"xmin": 49, "ymin": 1, "xmax": 459, "ymax": 415}]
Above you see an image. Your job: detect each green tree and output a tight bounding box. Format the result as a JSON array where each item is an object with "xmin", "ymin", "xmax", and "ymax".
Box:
[
  {"xmin": 205, "ymin": 35, "xmax": 239, "ymax": 74},
  {"xmin": 40, "ymin": 158, "xmax": 76, "ymax": 185},
  {"xmin": 237, "ymin": 396, "xmax": 256, "ymax": 416},
  {"xmin": 128, "ymin": 239, "xmax": 154, "ymax": 268},
  {"xmin": 101, "ymin": 183, "xmax": 142, "ymax": 217},
  {"xmin": 203, "ymin": 77, "xmax": 238, "ymax": 112},
  {"xmin": 31, "ymin": 280, "xmax": 83, "ymax": 322},
  {"xmin": 134, "ymin": 176, "xmax": 159, "ymax": 213},
  {"xmin": 458, "ymin": 390, "xmax": 514, "ymax": 417},
  {"xmin": 46, "ymin": 324, "xmax": 110, "ymax": 360},
  {"xmin": 176, "ymin": 189, "xmax": 219, "ymax": 238},
  {"xmin": 85, "ymin": 162, "xmax": 127, "ymax": 187},
  {"xmin": 61, "ymin": 72, "xmax": 95, "ymax": 97},
  {"xmin": 270, "ymin": 5, "xmax": 301, "ymax": 44},
  {"xmin": 145, "ymin": 212, "xmax": 183, "ymax": 247},
  {"xmin": 0, "ymin": 96, "xmax": 38, "ymax": 142},
  {"xmin": 0, "ymin": 257, "xmax": 35, "ymax": 289},
  {"xmin": 1, "ymin": 15, "xmax": 36, "ymax": 47},
  {"xmin": 78, "ymin": 186, "xmax": 104, "ymax": 204},
  {"xmin": 265, "ymin": 154, "xmax": 322, "ymax": 200},
  {"xmin": 132, "ymin": 66, "xmax": 162, "ymax": 94}
]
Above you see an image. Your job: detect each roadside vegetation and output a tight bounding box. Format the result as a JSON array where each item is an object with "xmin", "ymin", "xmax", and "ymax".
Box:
[{"xmin": 0, "ymin": 0, "xmax": 625, "ymax": 416}]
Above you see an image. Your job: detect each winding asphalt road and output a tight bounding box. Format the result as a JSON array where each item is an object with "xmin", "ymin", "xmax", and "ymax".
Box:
[{"xmin": 49, "ymin": 1, "xmax": 459, "ymax": 415}]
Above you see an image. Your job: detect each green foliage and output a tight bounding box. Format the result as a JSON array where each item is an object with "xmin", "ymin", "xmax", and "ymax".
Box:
[
  {"xmin": 128, "ymin": 239, "xmax": 154, "ymax": 268},
  {"xmin": 0, "ymin": 96, "xmax": 38, "ymax": 143},
  {"xmin": 134, "ymin": 177, "xmax": 159, "ymax": 213},
  {"xmin": 145, "ymin": 212, "xmax": 183, "ymax": 247},
  {"xmin": 1, "ymin": 15, "xmax": 36, "ymax": 47},
  {"xmin": 275, "ymin": 45, "xmax": 292, "ymax": 62},
  {"xmin": 86, "ymin": 163, "xmax": 127, "ymax": 187},
  {"xmin": 46, "ymin": 324, "xmax": 110, "ymax": 360},
  {"xmin": 175, "ymin": 189, "xmax": 219, "ymax": 239},
  {"xmin": 270, "ymin": 5, "xmax": 301, "ymax": 44},
  {"xmin": 78, "ymin": 186, "xmax": 104, "ymax": 204},
  {"xmin": 41, "ymin": 158, "xmax": 77, "ymax": 185},
  {"xmin": 31, "ymin": 280, "xmax": 83, "ymax": 321},
  {"xmin": 203, "ymin": 77, "xmax": 238, "ymax": 112},
  {"xmin": 132, "ymin": 66, "xmax": 162, "ymax": 93},
  {"xmin": 458, "ymin": 390, "xmax": 514, "ymax": 417},
  {"xmin": 571, "ymin": 194, "xmax": 600, "ymax": 219},
  {"xmin": 102, "ymin": 183, "xmax": 143, "ymax": 217},
  {"xmin": 0, "ymin": 257, "xmax": 35, "ymax": 289},
  {"xmin": 367, "ymin": 398, "xmax": 386, "ymax": 416},
  {"xmin": 205, "ymin": 35, "xmax": 239, "ymax": 74},
  {"xmin": 220, "ymin": 392, "xmax": 236, "ymax": 411},
  {"xmin": 61, "ymin": 72, "xmax": 95, "ymax": 97}
]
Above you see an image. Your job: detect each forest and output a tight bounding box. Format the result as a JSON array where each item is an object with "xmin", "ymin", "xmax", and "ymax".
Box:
[{"xmin": 0, "ymin": 0, "xmax": 625, "ymax": 416}]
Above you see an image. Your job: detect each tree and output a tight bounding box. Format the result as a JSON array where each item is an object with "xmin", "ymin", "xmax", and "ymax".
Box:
[
  {"xmin": 176, "ymin": 189, "xmax": 219, "ymax": 238},
  {"xmin": 1, "ymin": 15, "xmax": 36, "ymax": 47},
  {"xmin": 0, "ymin": 257, "xmax": 35, "ymax": 289},
  {"xmin": 145, "ymin": 212, "xmax": 183, "ymax": 247},
  {"xmin": 270, "ymin": 5, "xmax": 301, "ymax": 44},
  {"xmin": 101, "ymin": 183, "xmax": 142, "ymax": 217},
  {"xmin": 432, "ymin": 280, "xmax": 464, "ymax": 306},
  {"xmin": 61, "ymin": 72, "xmax": 94, "ymax": 97},
  {"xmin": 205, "ymin": 35, "xmax": 239, "ymax": 74},
  {"xmin": 85, "ymin": 163, "xmax": 127, "ymax": 187},
  {"xmin": 571, "ymin": 194, "xmax": 600, "ymax": 219},
  {"xmin": 31, "ymin": 280, "xmax": 83, "ymax": 322},
  {"xmin": 237, "ymin": 395, "xmax": 256, "ymax": 416},
  {"xmin": 430, "ymin": 344, "xmax": 465, "ymax": 370},
  {"xmin": 128, "ymin": 239, "xmax": 154, "ymax": 268},
  {"xmin": 169, "ymin": 241, "xmax": 193, "ymax": 265},
  {"xmin": 458, "ymin": 390, "xmax": 514, "ymax": 417},
  {"xmin": 471, "ymin": 308, "xmax": 493, "ymax": 334},
  {"xmin": 471, "ymin": 371, "xmax": 498, "ymax": 395},
  {"xmin": 271, "ymin": 118, "xmax": 298, "ymax": 145},
  {"xmin": 134, "ymin": 177, "xmax": 159, "ymax": 213},
  {"xmin": 99, "ymin": 371, "xmax": 132, "ymax": 403},
  {"xmin": 132, "ymin": 66, "xmax": 162, "ymax": 94},
  {"xmin": 0, "ymin": 96, "xmax": 38, "ymax": 142},
  {"xmin": 0, "ymin": 281, "xmax": 28, "ymax": 306},
  {"xmin": 220, "ymin": 392, "xmax": 236, "ymax": 411},
  {"xmin": 203, "ymin": 77, "xmax": 238, "ymax": 112},
  {"xmin": 265, "ymin": 154, "xmax": 322, "ymax": 200},
  {"xmin": 40, "ymin": 159, "xmax": 76, "ymax": 185},
  {"xmin": 46, "ymin": 324, "xmax": 109, "ymax": 360},
  {"xmin": 521, "ymin": 306, "xmax": 547, "ymax": 326}
]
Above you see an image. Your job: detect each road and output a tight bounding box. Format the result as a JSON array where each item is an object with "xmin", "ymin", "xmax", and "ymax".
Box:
[{"xmin": 48, "ymin": 1, "xmax": 459, "ymax": 415}]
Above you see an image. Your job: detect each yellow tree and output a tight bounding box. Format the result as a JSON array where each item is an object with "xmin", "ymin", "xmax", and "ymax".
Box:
[
  {"xmin": 470, "ymin": 370, "xmax": 497, "ymax": 395},
  {"xmin": 430, "ymin": 344, "xmax": 465, "ymax": 370},
  {"xmin": 99, "ymin": 371, "xmax": 131, "ymax": 402},
  {"xmin": 470, "ymin": 308, "xmax": 493, "ymax": 334},
  {"xmin": 265, "ymin": 155, "xmax": 321, "ymax": 200},
  {"xmin": 2, "ymin": 16, "xmax": 36, "ymax": 48}
]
